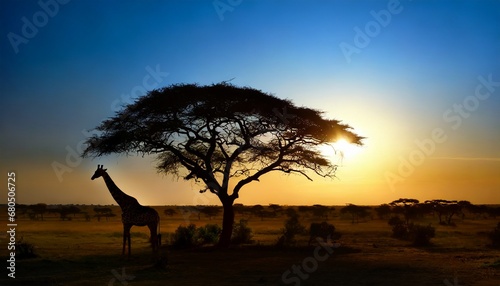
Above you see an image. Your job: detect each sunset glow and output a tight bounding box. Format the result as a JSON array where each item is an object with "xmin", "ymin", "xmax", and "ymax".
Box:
[{"xmin": 318, "ymin": 138, "xmax": 362, "ymax": 165}]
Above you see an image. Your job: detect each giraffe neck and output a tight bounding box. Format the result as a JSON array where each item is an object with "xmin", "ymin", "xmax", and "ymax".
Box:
[{"xmin": 102, "ymin": 173, "xmax": 138, "ymax": 210}]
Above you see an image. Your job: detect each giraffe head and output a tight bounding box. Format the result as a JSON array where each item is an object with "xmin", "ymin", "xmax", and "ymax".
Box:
[{"xmin": 91, "ymin": 164, "xmax": 108, "ymax": 180}]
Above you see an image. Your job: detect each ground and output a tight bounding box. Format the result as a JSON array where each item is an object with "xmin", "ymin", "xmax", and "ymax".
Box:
[{"xmin": 1, "ymin": 205, "xmax": 499, "ymax": 286}]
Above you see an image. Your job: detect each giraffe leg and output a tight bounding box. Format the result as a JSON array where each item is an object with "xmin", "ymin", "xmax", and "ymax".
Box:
[
  {"xmin": 122, "ymin": 225, "xmax": 126, "ymax": 255},
  {"xmin": 123, "ymin": 224, "xmax": 132, "ymax": 257},
  {"xmin": 148, "ymin": 223, "xmax": 158, "ymax": 252},
  {"xmin": 127, "ymin": 227, "xmax": 132, "ymax": 257}
]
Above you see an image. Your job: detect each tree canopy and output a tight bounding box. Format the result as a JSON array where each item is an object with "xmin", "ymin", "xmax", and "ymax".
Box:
[{"xmin": 82, "ymin": 82, "xmax": 363, "ymax": 246}]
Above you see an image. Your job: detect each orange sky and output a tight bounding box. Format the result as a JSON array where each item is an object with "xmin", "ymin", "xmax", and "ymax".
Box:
[{"xmin": 12, "ymin": 124, "xmax": 500, "ymax": 206}]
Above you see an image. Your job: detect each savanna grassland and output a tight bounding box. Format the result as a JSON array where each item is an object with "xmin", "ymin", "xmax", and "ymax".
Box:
[{"xmin": 1, "ymin": 205, "xmax": 499, "ymax": 286}]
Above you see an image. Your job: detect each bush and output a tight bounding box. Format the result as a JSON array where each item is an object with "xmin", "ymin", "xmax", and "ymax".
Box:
[
  {"xmin": 388, "ymin": 216, "xmax": 435, "ymax": 246},
  {"xmin": 410, "ymin": 224, "xmax": 435, "ymax": 246},
  {"xmin": 232, "ymin": 219, "xmax": 253, "ymax": 244},
  {"xmin": 172, "ymin": 224, "xmax": 222, "ymax": 248},
  {"xmin": 308, "ymin": 221, "xmax": 341, "ymax": 246},
  {"xmin": 488, "ymin": 222, "xmax": 500, "ymax": 248},
  {"xmin": 172, "ymin": 224, "xmax": 198, "ymax": 248},
  {"xmin": 277, "ymin": 214, "xmax": 306, "ymax": 247},
  {"xmin": 16, "ymin": 238, "xmax": 37, "ymax": 259},
  {"xmin": 197, "ymin": 224, "xmax": 221, "ymax": 245},
  {"xmin": 388, "ymin": 216, "xmax": 410, "ymax": 239}
]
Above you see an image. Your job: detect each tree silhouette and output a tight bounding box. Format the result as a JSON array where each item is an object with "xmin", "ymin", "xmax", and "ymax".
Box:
[
  {"xmin": 233, "ymin": 203, "xmax": 246, "ymax": 217},
  {"xmin": 312, "ymin": 204, "xmax": 331, "ymax": 220},
  {"xmin": 424, "ymin": 199, "xmax": 471, "ymax": 225},
  {"xmin": 390, "ymin": 198, "xmax": 420, "ymax": 225},
  {"xmin": 163, "ymin": 208, "xmax": 177, "ymax": 217},
  {"xmin": 375, "ymin": 204, "xmax": 392, "ymax": 219},
  {"xmin": 59, "ymin": 205, "xmax": 81, "ymax": 220},
  {"xmin": 467, "ymin": 204, "xmax": 488, "ymax": 219},
  {"xmin": 250, "ymin": 204, "xmax": 265, "ymax": 221},
  {"xmin": 269, "ymin": 204, "xmax": 283, "ymax": 216},
  {"xmin": 424, "ymin": 199, "xmax": 449, "ymax": 224},
  {"xmin": 82, "ymin": 82, "xmax": 363, "ymax": 247},
  {"xmin": 29, "ymin": 203, "xmax": 47, "ymax": 221},
  {"xmin": 340, "ymin": 204, "xmax": 370, "ymax": 223},
  {"xmin": 200, "ymin": 206, "xmax": 221, "ymax": 220}
]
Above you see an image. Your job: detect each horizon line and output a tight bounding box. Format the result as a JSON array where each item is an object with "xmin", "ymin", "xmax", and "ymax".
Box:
[{"xmin": 3, "ymin": 202, "xmax": 500, "ymax": 207}]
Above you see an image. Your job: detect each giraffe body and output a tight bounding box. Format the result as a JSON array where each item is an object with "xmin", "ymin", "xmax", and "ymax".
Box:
[{"xmin": 91, "ymin": 165, "xmax": 160, "ymax": 256}]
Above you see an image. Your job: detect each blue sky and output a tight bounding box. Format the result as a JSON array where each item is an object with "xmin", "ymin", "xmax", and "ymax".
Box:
[{"xmin": 1, "ymin": 0, "xmax": 499, "ymax": 205}]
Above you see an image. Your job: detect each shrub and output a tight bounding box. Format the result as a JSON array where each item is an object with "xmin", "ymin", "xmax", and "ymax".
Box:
[
  {"xmin": 410, "ymin": 224, "xmax": 435, "ymax": 246},
  {"xmin": 277, "ymin": 214, "xmax": 306, "ymax": 247},
  {"xmin": 197, "ymin": 224, "xmax": 221, "ymax": 245},
  {"xmin": 488, "ymin": 222, "xmax": 500, "ymax": 248},
  {"xmin": 388, "ymin": 216, "xmax": 435, "ymax": 246},
  {"xmin": 172, "ymin": 224, "xmax": 198, "ymax": 248},
  {"xmin": 232, "ymin": 219, "xmax": 253, "ymax": 244},
  {"xmin": 308, "ymin": 221, "xmax": 341, "ymax": 245},
  {"xmin": 172, "ymin": 224, "xmax": 223, "ymax": 248},
  {"xmin": 16, "ymin": 238, "xmax": 37, "ymax": 259},
  {"xmin": 388, "ymin": 216, "xmax": 410, "ymax": 239}
]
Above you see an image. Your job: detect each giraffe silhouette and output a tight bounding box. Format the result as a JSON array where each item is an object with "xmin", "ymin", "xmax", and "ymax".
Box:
[{"xmin": 91, "ymin": 165, "xmax": 160, "ymax": 256}]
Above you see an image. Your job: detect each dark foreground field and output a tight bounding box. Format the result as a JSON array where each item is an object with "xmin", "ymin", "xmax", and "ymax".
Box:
[{"xmin": 1, "ymin": 206, "xmax": 499, "ymax": 286}]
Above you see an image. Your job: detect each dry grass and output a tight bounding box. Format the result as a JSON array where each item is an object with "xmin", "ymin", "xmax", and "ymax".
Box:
[{"xmin": 1, "ymin": 205, "xmax": 499, "ymax": 285}]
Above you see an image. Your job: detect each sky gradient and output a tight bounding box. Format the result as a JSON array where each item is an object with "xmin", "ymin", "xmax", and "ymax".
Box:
[{"xmin": 1, "ymin": 0, "xmax": 499, "ymax": 206}]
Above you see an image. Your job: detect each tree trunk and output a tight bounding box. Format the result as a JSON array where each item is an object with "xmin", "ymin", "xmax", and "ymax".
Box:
[
  {"xmin": 218, "ymin": 198, "xmax": 235, "ymax": 247},
  {"xmin": 447, "ymin": 212, "xmax": 455, "ymax": 225}
]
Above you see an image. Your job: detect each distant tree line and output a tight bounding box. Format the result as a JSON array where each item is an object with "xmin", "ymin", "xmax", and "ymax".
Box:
[
  {"xmin": 16, "ymin": 204, "xmax": 85, "ymax": 221},
  {"xmin": 13, "ymin": 200, "xmax": 500, "ymax": 225},
  {"xmin": 374, "ymin": 198, "xmax": 500, "ymax": 226},
  {"xmin": 15, "ymin": 204, "xmax": 119, "ymax": 222}
]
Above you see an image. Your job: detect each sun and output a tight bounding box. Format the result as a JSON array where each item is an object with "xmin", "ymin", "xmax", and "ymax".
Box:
[{"xmin": 318, "ymin": 138, "xmax": 361, "ymax": 163}]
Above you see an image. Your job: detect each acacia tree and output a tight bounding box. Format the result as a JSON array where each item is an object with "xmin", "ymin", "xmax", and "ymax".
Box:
[
  {"xmin": 82, "ymin": 83, "xmax": 363, "ymax": 247},
  {"xmin": 375, "ymin": 204, "xmax": 392, "ymax": 219},
  {"xmin": 340, "ymin": 204, "xmax": 370, "ymax": 223},
  {"xmin": 424, "ymin": 199, "xmax": 471, "ymax": 225},
  {"xmin": 390, "ymin": 198, "xmax": 420, "ymax": 225}
]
